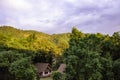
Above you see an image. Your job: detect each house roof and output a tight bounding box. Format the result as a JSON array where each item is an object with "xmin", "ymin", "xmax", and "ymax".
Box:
[
  {"xmin": 35, "ymin": 63, "xmax": 52, "ymax": 72},
  {"xmin": 57, "ymin": 64, "xmax": 66, "ymax": 74}
]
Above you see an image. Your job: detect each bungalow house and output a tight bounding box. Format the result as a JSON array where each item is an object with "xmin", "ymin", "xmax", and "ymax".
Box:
[
  {"xmin": 35, "ymin": 63, "xmax": 52, "ymax": 77},
  {"xmin": 57, "ymin": 64, "xmax": 66, "ymax": 74}
]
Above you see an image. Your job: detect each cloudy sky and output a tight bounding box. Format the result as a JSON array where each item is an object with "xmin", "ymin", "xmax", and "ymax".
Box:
[{"xmin": 0, "ymin": 0, "xmax": 120, "ymax": 35}]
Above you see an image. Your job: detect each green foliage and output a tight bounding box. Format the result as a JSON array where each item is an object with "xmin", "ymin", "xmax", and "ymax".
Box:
[
  {"xmin": 33, "ymin": 50, "xmax": 53, "ymax": 64},
  {"xmin": 0, "ymin": 26, "xmax": 70, "ymax": 56},
  {"xmin": 64, "ymin": 28, "xmax": 120, "ymax": 80},
  {"xmin": 0, "ymin": 50, "xmax": 23, "ymax": 67},
  {"xmin": 64, "ymin": 28, "xmax": 103, "ymax": 80},
  {"xmin": 111, "ymin": 32, "xmax": 120, "ymax": 60},
  {"xmin": 51, "ymin": 71, "xmax": 62, "ymax": 80},
  {"xmin": 100, "ymin": 53, "xmax": 114, "ymax": 80},
  {"xmin": 65, "ymin": 55, "xmax": 80, "ymax": 80},
  {"xmin": 113, "ymin": 59, "xmax": 120, "ymax": 80},
  {"xmin": 9, "ymin": 58, "xmax": 37, "ymax": 80}
]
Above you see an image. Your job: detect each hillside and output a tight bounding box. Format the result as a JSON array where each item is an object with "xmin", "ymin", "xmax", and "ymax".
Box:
[
  {"xmin": 0, "ymin": 26, "xmax": 120, "ymax": 80},
  {"xmin": 0, "ymin": 26, "xmax": 70, "ymax": 55}
]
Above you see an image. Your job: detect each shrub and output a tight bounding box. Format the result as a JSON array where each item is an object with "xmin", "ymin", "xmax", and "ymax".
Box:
[{"xmin": 51, "ymin": 71, "xmax": 62, "ymax": 80}]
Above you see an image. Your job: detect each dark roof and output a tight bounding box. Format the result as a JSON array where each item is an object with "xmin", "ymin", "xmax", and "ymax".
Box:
[
  {"xmin": 35, "ymin": 63, "xmax": 52, "ymax": 72},
  {"xmin": 57, "ymin": 64, "xmax": 66, "ymax": 74}
]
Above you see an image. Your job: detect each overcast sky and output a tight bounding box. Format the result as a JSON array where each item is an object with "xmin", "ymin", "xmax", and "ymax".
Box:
[{"xmin": 0, "ymin": 0, "xmax": 120, "ymax": 35}]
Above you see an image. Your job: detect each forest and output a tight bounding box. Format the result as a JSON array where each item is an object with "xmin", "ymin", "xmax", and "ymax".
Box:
[{"xmin": 0, "ymin": 26, "xmax": 120, "ymax": 80}]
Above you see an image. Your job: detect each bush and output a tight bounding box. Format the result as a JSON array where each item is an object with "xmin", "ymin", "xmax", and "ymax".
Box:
[
  {"xmin": 9, "ymin": 58, "xmax": 37, "ymax": 80},
  {"xmin": 51, "ymin": 71, "xmax": 62, "ymax": 80}
]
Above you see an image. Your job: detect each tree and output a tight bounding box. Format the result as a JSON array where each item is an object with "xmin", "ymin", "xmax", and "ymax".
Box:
[
  {"xmin": 64, "ymin": 55, "xmax": 80, "ymax": 80},
  {"xmin": 113, "ymin": 59, "xmax": 120, "ymax": 80},
  {"xmin": 0, "ymin": 50, "xmax": 23, "ymax": 80},
  {"xmin": 52, "ymin": 71, "xmax": 63, "ymax": 80},
  {"xmin": 64, "ymin": 28, "xmax": 102, "ymax": 80},
  {"xmin": 33, "ymin": 49, "xmax": 53, "ymax": 65},
  {"xmin": 111, "ymin": 32, "xmax": 120, "ymax": 60},
  {"xmin": 101, "ymin": 53, "xmax": 114, "ymax": 80},
  {"xmin": 9, "ymin": 58, "xmax": 37, "ymax": 80}
]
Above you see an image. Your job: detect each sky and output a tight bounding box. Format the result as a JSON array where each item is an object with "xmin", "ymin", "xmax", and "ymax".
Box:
[{"xmin": 0, "ymin": 0, "xmax": 120, "ymax": 35}]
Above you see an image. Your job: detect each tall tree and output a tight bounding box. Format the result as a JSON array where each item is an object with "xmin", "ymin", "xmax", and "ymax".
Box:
[{"xmin": 64, "ymin": 28, "xmax": 102, "ymax": 80}]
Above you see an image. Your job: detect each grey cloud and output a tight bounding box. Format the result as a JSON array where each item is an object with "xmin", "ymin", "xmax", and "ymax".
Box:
[{"xmin": 0, "ymin": 0, "xmax": 120, "ymax": 35}]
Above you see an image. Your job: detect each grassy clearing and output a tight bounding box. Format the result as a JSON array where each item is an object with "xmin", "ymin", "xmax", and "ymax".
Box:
[{"xmin": 40, "ymin": 77, "xmax": 53, "ymax": 80}]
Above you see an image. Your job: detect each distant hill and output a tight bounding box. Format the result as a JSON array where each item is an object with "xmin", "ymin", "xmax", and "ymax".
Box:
[{"xmin": 0, "ymin": 26, "xmax": 70, "ymax": 55}]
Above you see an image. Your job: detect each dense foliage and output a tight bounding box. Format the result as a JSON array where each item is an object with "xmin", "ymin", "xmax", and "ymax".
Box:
[
  {"xmin": 51, "ymin": 71, "xmax": 63, "ymax": 80},
  {"xmin": 0, "ymin": 26, "xmax": 70, "ymax": 55},
  {"xmin": 64, "ymin": 28, "xmax": 120, "ymax": 80},
  {"xmin": 10, "ymin": 58, "xmax": 37, "ymax": 80}
]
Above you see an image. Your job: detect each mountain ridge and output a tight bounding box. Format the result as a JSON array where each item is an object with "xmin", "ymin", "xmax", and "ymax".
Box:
[{"xmin": 0, "ymin": 26, "xmax": 70, "ymax": 55}]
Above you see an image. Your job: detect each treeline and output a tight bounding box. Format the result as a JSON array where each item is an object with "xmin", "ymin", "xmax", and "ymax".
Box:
[{"xmin": 63, "ymin": 28, "xmax": 120, "ymax": 80}]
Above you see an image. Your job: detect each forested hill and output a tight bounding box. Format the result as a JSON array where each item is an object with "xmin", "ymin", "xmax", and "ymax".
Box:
[
  {"xmin": 0, "ymin": 26, "xmax": 70, "ymax": 55},
  {"xmin": 0, "ymin": 26, "xmax": 120, "ymax": 80}
]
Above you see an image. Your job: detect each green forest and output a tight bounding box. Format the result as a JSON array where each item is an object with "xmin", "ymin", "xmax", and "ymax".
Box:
[{"xmin": 0, "ymin": 26, "xmax": 120, "ymax": 80}]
